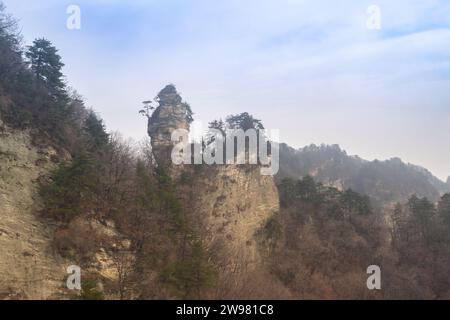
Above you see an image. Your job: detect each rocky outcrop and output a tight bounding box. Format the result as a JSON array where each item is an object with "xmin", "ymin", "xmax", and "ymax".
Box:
[
  {"xmin": 148, "ymin": 85, "xmax": 280, "ymax": 279},
  {"xmin": 148, "ymin": 84, "xmax": 192, "ymax": 168},
  {"xmin": 0, "ymin": 119, "xmax": 67, "ymax": 299},
  {"xmin": 0, "ymin": 118, "xmax": 133, "ymax": 300},
  {"xmin": 192, "ymin": 166, "xmax": 279, "ymax": 274}
]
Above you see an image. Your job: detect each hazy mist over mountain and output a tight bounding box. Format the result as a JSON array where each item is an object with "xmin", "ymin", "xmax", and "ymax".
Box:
[
  {"xmin": 1, "ymin": 0, "xmax": 450, "ymax": 303},
  {"xmin": 278, "ymin": 143, "xmax": 450, "ymax": 206},
  {"xmin": 3, "ymin": 0, "xmax": 450, "ymax": 180}
]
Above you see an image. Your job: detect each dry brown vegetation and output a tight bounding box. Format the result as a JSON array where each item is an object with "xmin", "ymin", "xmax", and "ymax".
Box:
[{"xmin": 1, "ymin": 3, "xmax": 449, "ymax": 299}]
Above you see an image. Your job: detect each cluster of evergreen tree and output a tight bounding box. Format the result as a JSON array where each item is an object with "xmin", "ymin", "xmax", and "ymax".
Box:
[
  {"xmin": 274, "ymin": 175, "xmax": 450, "ymax": 299},
  {"xmin": 0, "ymin": 4, "xmax": 73, "ymax": 144},
  {"xmin": 2, "ymin": 3, "xmax": 448, "ymax": 300},
  {"xmin": 388, "ymin": 194, "xmax": 450, "ymax": 298},
  {"xmin": 278, "ymin": 175, "xmax": 372, "ymax": 215},
  {"xmin": 277, "ymin": 143, "xmax": 446, "ymax": 205},
  {"xmin": 38, "ymin": 114, "xmax": 215, "ymax": 298},
  {"xmin": 1, "ymin": 3, "xmax": 215, "ymax": 299},
  {"xmin": 273, "ymin": 176, "xmax": 383, "ymax": 298},
  {"xmin": 208, "ymin": 112, "xmax": 264, "ymax": 134}
]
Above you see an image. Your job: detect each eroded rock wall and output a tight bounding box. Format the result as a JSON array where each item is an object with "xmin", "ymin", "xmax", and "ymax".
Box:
[
  {"xmin": 0, "ymin": 119, "xmax": 66, "ymax": 299},
  {"xmin": 147, "ymin": 85, "xmax": 280, "ymax": 283},
  {"xmin": 148, "ymin": 84, "xmax": 191, "ymax": 168},
  {"xmin": 193, "ymin": 166, "xmax": 279, "ymax": 274}
]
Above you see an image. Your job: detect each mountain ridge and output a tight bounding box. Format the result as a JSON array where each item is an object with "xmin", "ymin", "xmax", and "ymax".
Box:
[{"xmin": 278, "ymin": 142, "xmax": 450, "ymax": 205}]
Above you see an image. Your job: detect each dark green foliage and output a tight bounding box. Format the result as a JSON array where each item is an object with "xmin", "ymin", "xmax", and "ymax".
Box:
[
  {"xmin": 407, "ymin": 195, "xmax": 436, "ymax": 241},
  {"xmin": 179, "ymin": 170, "xmax": 193, "ymax": 185},
  {"xmin": 274, "ymin": 175, "xmax": 447, "ymax": 298},
  {"xmin": 262, "ymin": 216, "xmax": 283, "ymax": 241},
  {"xmin": 206, "ymin": 119, "xmax": 226, "ymax": 145},
  {"xmin": 135, "ymin": 161, "xmax": 157, "ymax": 207},
  {"xmin": 295, "ymin": 175, "xmax": 318, "ymax": 202},
  {"xmin": 129, "ymin": 162, "xmax": 218, "ymax": 299},
  {"xmin": 274, "ymin": 175, "xmax": 383, "ymax": 299},
  {"xmin": 155, "ymin": 167, "xmax": 186, "ymax": 233},
  {"xmin": 208, "ymin": 119, "xmax": 225, "ymax": 134},
  {"xmin": 0, "ymin": 3, "xmax": 23, "ymax": 86},
  {"xmin": 277, "ymin": 143, "xmax": 446, "ymax": 206},
  {"xmin": 25, "ymin": 38, "xmax": 67, "ymax": 102},
  {"xmin": 38, "ymin": 108, "xmax": 110, "ymax": 216},
  {"xmin": 84, "ymin": 111, "xmax": 109, "ymax": 151},
  {"xmin": 226, "ymin": 112, "xmax": 264, "ymax": 131},
  {"xmin": 0, "ymin": 5, "xmax": 73, "ymax": 143},
  {"xmin": 139, "ymin": 100, "xmax": 155, "ymax": 119},
  {"xmin": 40, "ymin": 151, "xmax": 95, "ymax": 222},
  {"xmin": 0, "ymin": 4, "xmax": 30, "ymax": 125},
  {"xmin": 438, "ymin": 193, "xmax": 450, "ymax": 225},
  {"xmin": 408, "ymin": 195, "xmax": 436, "ymax": 224},
  {"xmin": 278, "ymin": 175, "xmax": 371, "ymax": 215},
  {"xmin": 278, "ymin": 176, "xmax": 319, "ymax": 206},
  {"xmin": 278, "ymin": 178, "xmax": 296, "ymax": 207},
  {"xmin": 6, "ymin": 103, "xmax": 32, "ymax": 128},
  {"xmin": 390, "ymin": 195, "xmax": 450, "ymax": 297},
  {"xmin": 184, "ymin": 103, "xmax": 194, "ymax": 124},
  {"xmin": 77, "ymin": 279, "xmax": 105, "ymax": 300},
  {"xmin": 2, "ymin": 6, "xmax": 219, "ymax": 300},
  {"xmin": 340, "ymin": 189, "xmax": 372, "ymax": 215},
  {"xmin": 160, "ymin": 240, "xmax": 216, "ymax": 298}
]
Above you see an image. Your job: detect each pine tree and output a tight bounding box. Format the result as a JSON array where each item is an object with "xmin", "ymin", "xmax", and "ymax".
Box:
[
  {"xmin": 438, "ymin": 193, "xmax": 450, "ymax": 225},
  {"xmin": 296, "ymin": 175, "xmax": 318, "ymax": 201},
  {"xmin": 226, "ymin": 112, "xmax": 264, "ymax": 131},
  {"xmin": 391, "ymin": 203, "xmax": 405, "ymax": 246},
  {"xmin": 408, "ymin": 195, "xmax": 436, "ymax": 241},
  {"xmin": 26, "ymin": 38, "xmax": 66, "ymax": 101},
  {"xmin": 0, "ymin": 3, "xmax": 22, "ymax": 85},
  {"xmin": 160, "ymin": 240, "xmax": 215, "ymax": 298},
  {"xmin": 84, "ymin": 111, "xmax": 110, "ymax": 150},
  {"xmin": 40, "ymin": 150, "xmax": 95, "ymax": 221},
  {"xmin": 340, "ymin": 188, "xmax": 372, "ymax": 215}
]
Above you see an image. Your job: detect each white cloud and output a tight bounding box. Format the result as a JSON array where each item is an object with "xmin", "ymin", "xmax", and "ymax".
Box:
[{"xmin": 3, "ymin": 0, "xmax": 450, "ymax": 179}]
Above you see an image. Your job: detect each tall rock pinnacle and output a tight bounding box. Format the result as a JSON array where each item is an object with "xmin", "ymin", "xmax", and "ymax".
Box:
[{"xmin": 148, "ymin": 84, "xmax": 193, "ymax": 167}]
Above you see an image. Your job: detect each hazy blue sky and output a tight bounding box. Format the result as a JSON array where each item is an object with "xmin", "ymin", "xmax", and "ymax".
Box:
[{"xmin": 4, "ymin": 0, "xmax": 450, "ymax": 180}]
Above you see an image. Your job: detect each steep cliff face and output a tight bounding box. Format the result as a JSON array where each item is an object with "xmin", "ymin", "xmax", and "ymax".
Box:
[
  {"xmin": 148, "ymin": 85, "xmax": 280, "ymax": 281},
  {"xmin": 0, "ymin": 83, "xmax": 281, "ymax": 299},
  {"xmin": 192, "ymin": 166, "xmax": 279, "ymax": 274},
  {"xmin": 0, "ymin": 118, "xmax": 133, "ymax": 299},
  {"xmin": 0, "ymin": 119, "xmax": 66, "ymax": 299},
  {"xmin": 148, "ymin": 84, "xmax": 192, "ymax": 168}
]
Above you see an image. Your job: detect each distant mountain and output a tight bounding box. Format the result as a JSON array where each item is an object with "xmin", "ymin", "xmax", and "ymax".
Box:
[{"xmin": 278, "ymin": 143, "xmax": 450, "ymax": 205}]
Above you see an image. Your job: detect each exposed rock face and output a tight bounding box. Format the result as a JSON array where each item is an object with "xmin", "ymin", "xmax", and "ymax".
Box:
[
  {"xmin": 0, "ymin": 119, "xmax": 132, "ymax": 300},
  {"xmin": 148, "ymin": 85, "xmax": 280, "ymax": 278},
  {"xmin": 192, "ymin": 166, "xmax": 279, "ymax": 275},
  {"xmin": 0, "ymin": 119, "xmax": 66, "ymax": 299},
  {"xmin": 148, "ymin": 85, "xmax": 192, "ymax": 168}
]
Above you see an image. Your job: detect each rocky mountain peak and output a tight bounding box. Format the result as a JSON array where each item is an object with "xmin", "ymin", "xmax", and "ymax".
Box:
[
  {"xmin": 157, "ymin": 84, "xmax": 182, "ymax": 106},
  {"xmin": 148, "ymin": 84, "xmax": 192, "ymax": 168}
]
